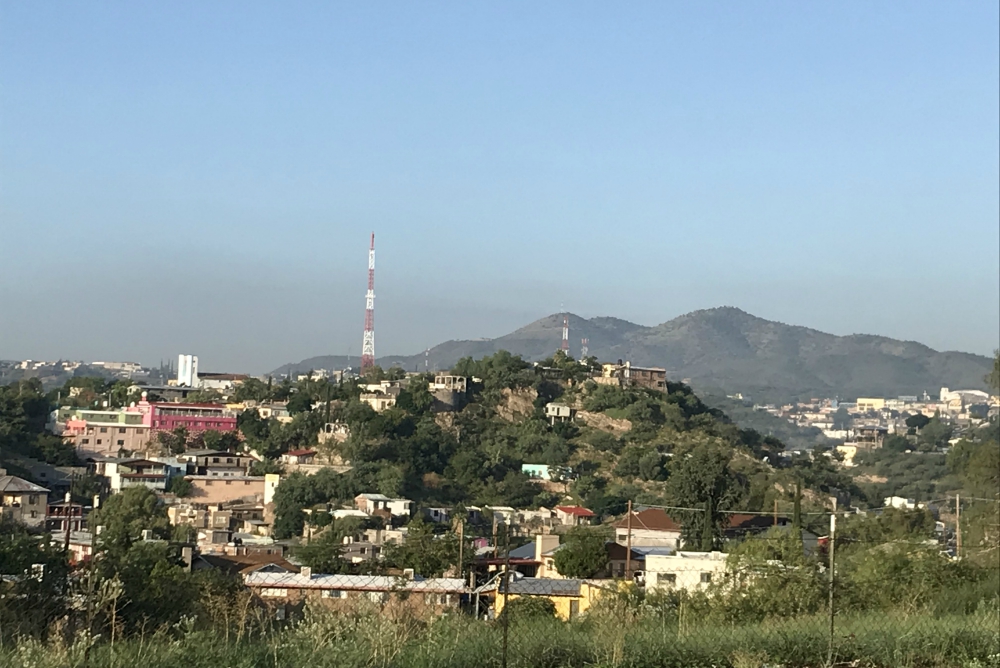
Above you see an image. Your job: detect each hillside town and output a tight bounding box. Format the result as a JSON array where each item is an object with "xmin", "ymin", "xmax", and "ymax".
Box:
[{"xmin": 3, "ymin": 346, "xmax": 997, "ymax": 626}]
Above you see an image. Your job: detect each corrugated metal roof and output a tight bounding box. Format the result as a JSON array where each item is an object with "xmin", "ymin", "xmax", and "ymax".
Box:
[
  {"xmin": 0, "ymin": 476, "xmax": 50, "ymax": 494},
  {"xmin": 245, "ymin": 572, "xmax": 468, "ymax": 593},
  {"xmin": 476, "ymin": 577, "xmax": 599, "ymax": 597}
]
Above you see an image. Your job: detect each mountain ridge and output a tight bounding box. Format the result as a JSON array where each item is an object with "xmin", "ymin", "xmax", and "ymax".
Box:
[{"xmin": 272, "ymin": 307, "xmax": 994, "ymax": 402}]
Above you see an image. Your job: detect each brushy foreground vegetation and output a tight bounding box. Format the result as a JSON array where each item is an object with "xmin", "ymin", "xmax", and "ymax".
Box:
[{"xmin": 3, "ymin": 608, "xmax": 998, "ymax": 668}]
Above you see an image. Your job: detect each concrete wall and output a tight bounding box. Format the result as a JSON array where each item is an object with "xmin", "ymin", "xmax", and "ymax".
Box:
[{"xmin": 186, "ymin": 476, "xmax": 265, "ymax": 504}]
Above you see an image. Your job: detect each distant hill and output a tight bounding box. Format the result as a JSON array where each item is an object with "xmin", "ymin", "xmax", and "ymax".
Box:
[{"xmin": 272, "ymin": 307, "xmax": 994, "ymax": 402}]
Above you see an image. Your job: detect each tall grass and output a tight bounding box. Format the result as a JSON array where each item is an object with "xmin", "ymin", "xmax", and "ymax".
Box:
[{"xmin": 1, "ymin": 607, "xmax": 997, "ymax": 668}]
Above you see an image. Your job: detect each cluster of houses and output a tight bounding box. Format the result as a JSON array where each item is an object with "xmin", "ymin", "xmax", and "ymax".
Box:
[
  {"xmin": 241, "ymin": 505, "xmax": 817, "ymax": 622},
  {"xmin": 744, "ymin": 387, "xmax": 998, "ymax": 449},
  {"xmin": 2, "ymin": 353, "xmax": 828, "ymax": 621}
]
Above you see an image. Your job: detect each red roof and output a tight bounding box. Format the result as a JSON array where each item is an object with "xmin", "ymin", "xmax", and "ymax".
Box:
[
  {"xmin": 286, "ymin": 449, "xmax": 317, "ymax": 457},
  {"xmin": 613, "ymin": 508, "xmax": 681, "ymax": 532},
  {"xmin": 556, "ymin": 505, "xmax": 595, "ymax": 517}
]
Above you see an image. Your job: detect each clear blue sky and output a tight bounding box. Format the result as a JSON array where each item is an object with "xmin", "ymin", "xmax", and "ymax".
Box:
[{"xmin": 2, "ymin": 2, "xmax": 998, "ymax": 373}]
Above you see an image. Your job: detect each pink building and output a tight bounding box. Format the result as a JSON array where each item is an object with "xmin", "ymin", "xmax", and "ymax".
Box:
[{"xmin": 132, "ymin": 400, "xmax": 238, "ymax": 434}]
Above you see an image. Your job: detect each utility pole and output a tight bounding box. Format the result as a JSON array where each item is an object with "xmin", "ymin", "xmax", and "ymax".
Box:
[
  {"xmin": 827, "ymin": 498, "xmax": 837, "ymax": 668},
  {"xmin": 62, "ymin": 491, "xmax": 72, "ymax": 553},
  {"xmin": 625, "ymin": 500, "xmax": 633, "ymax": 580},
  {"xmin": 457, "ymin": 519, "xmax": 465, "ymax": 580},
  {"xmin": 956, "ymin": 494, "xmax": 962, "ymax": 559}
]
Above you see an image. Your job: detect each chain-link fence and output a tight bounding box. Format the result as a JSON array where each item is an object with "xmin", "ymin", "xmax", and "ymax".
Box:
[
  {"xmin": 478, "ymin": 514, "xmax": 1000, "ymax": 668},
  {"xmin": 1, "ymin": 507, "xmax": 998, "ymax": 668}
]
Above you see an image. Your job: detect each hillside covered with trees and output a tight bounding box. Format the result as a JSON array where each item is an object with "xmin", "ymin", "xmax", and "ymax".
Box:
[{"xmin": 266, "ymin": 350, "xmax": 894, "ymax": 544}]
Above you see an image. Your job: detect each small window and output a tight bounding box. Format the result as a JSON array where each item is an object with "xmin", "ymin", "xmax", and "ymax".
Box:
[
  {"xmin": 321, "ymin": 590, "xmax": 346, "ymax": 599},
  {"xmin": 225, "ymin": 481, "xmax": 231, "ymax": 485},
  {"xmin": 245, "ymin": 481, "xmax": 251, "ymax": 486},
  {"xmin": 657, "ymin": 573, "xmax": 676, "ymax": 585},
  {"xmin": 28, "ymin": 495, "xmax": 38, "ymax": 505},
  {"xmin": 96, "ymin": 439, "xmax": 102, "ymax": 445},
  {"xmin": 206, "ymin": 481, "xmax": 214, "ymax": 486},
  {"xmin": 82, "ymin": 439, "xmax": 89, "ymax": 444},
  {"xmin": 100, "ymin": 427, "xmax": 108, "ymax": 433},
  {"xmin": 700, "ymin": 573, "xmax": 713, "ymax": 584},
  {"xmin": 119, "ymin": 428, "xmax": 126, "ymax": 433},
  {"xmin": 117, "ymin": 440, "xmax": 124, "ymax": 446},
  {"xmin": 213, "ymin": 458, "xmax": 220, "ymax": 463}
]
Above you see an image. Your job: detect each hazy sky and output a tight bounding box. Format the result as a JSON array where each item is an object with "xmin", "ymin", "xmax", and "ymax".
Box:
[{"xmin": 2, "ymin": 2, "xmax": 998, "ymax": 373}]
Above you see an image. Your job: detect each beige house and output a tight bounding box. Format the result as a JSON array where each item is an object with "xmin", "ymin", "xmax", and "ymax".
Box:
[
  {"xmin": 0, "ymin": 473, "xmax": 50, "ymax": 529},
  {"xmin": 361, "ymin": 392, "xmax": 397, "ymax": 412},
  {"xmin": 185, "ymin": 475, "xmax": 266, "ymax": 504},
  {"xmin": 55, "ymin": 408, "xmax": 151, "ymax": 457}
]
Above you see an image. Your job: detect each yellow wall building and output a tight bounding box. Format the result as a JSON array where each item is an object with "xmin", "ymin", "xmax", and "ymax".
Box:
[
  {"xmin": 487, "ymin": 578, "xmax": 610, "ymax": 621},
  {"xmin": 856, "ymin": 398, "xmax": 886, "ymax": 412}
]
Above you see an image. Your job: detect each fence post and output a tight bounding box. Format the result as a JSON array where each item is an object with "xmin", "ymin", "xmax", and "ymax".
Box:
[
  {"xmin": 827, "ymin": 501, "xmax": 837, "ymax": 668},
  {"xmin": 502, "ymin": 524, "xmax": 510, "ymax": 668}
]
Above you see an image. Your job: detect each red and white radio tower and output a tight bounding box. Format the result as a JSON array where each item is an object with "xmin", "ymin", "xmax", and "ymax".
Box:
[
  {"xmin": 360, "ymin": 233, "xmax": 376, "ymax": 374},
  {"xmin": 561, "ymin": 315, "xmax": 569, "ymax": 352}
]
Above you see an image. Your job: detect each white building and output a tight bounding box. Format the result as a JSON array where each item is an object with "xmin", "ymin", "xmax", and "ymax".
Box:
[
  {"xmin": 177, "ymin": 354, "xmax": 199, "ymax": 387},
  {"xmin": 643, "ymin": 551, "xmax": 728, "ymax": 594}
]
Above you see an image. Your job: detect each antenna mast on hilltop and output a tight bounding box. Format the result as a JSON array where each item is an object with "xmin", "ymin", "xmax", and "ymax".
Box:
[
  {"xmin": 361, "ymin": 233, "xmax": 376, "ymax": 374},
  {"xmin": 561, "ymin": 315, "xmax": 570, "ymax": 353},
  {"xmin": 580, "ymin": 338, "xmax": 589, "ymax": 359}
]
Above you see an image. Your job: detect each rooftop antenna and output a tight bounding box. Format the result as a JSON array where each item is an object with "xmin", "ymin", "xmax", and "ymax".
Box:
[{"xmin": 361, "ymin": 233, "xmax": 376, "ymax": 374}]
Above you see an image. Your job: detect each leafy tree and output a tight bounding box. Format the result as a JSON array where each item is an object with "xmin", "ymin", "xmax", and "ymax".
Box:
[
  {"xmin": 918, "ymin": 417, "xmax": 952, "ymax": 450},
  {"xmin": 90, "ymin": 486, "xmax": 171, "ymax": 558},
  {"xmin": 0, "ymin": 517, "xmax": 69, "ymax": 641},
  {"xmin": 986, "ymin": 349, "xmax": 1000, "ymax": 393},
  {"xmin": 153, "ymin": 427, "xmax": 188, "ymax": 455},
  {"xmin": 882, "ymin": 434, "xmax": 911, "ymax": 452},
  {"xmin": 831, "ymin": 406, "xmax": 853, "ymax": 431},
  {"xmin": 666, "ymin": 443, "xmax": 746, "ymax": 550},
  {"xmin": 286, "ymin": 391, "xmax": 313, "ymax": 415},
  {"xmin": 382, "ymin": 518, "xmax": 467, "ymax": 577},
  {"xmin": 905, "ymin": 413, "xmax": 931, "ymax": 431},
  {"xmin": 552, "ymin": 527, "xmax": 609, "ymax": 578},
  {"xmin": 202, "ymin": 429, "xmax": 242, "ymax": 452},
  {"xmin": 237, "ymin": 408, "xmax": 270, "ymax": 441},
  {"xmin": 166, "ymin": 476, "xmax": 192, "ymax": 497},
  {"xmin": 234, "ymin": 377, "xmax": 273, "ymax": 403}
]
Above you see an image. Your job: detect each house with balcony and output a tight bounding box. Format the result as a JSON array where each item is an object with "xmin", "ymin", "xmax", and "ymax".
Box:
[
  {"xmin": 104, "ymin": 459, "xmax": 175, "ymax": 493},
  {"xmin": 46, "ymin": 500, "xmax": 87, "ymax": 533}
]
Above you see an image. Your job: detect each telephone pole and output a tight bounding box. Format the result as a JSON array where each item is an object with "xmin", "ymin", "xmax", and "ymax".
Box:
[
  {"xmin": 625, "ymin": 500, "xmax": 633, "ymax": 580},
  {"xmin": 955, "ymin": 494, "xmax": 962, "ymax": 559}
]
